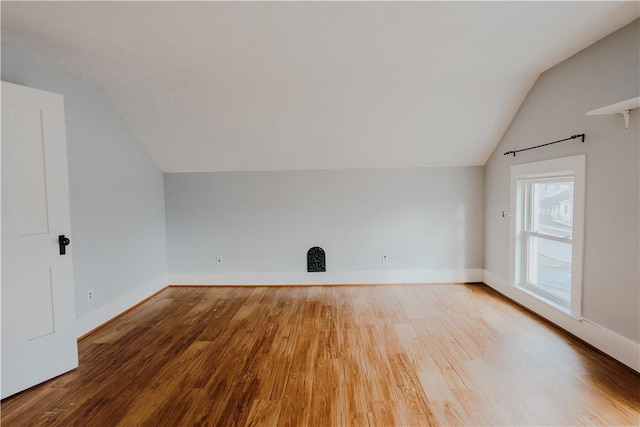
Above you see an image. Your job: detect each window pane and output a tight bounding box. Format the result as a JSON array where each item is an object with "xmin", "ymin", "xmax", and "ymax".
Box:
[
  {"xmin": 530, "ymin": 180, "xmax": 573, "ymax": 239},
  {"xmin": 527, "ymin": 236, "xmax": 572, "ymax": 303}
]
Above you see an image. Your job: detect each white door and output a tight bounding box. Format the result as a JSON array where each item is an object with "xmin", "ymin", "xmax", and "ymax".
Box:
[{"xmin": 1, "ymin": 81, "xmax": 78, "ymax": 399}]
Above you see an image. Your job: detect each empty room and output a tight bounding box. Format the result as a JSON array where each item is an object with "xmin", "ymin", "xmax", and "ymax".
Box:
[{"xmin": 1, "ymin": 1, "xmax": 639, "ymax": 426}]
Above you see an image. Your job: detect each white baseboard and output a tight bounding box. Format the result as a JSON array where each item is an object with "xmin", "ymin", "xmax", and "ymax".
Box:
[
  {"xmin": 75, "ymin": 277, "xmax": 167, "ymax": 338},
  {"xmin": 169, "ymin": 268, "xmax": 484, "ymax": 286},
  {"xmin": 483, "ymin": 269, "xmax": 640, "ymax": 373}
]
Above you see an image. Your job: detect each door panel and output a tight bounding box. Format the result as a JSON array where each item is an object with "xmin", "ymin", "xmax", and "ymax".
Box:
[
  {"xmin": 24, "ymin": 266, "xmax": 55, "ymax": 340},
  {"xmin": 12, "ymin": 106, "xmax": 50, "ymax": 236},
  {"xmin": 1, "ymin": 81, "xmax": 78, "ymax": 399}
]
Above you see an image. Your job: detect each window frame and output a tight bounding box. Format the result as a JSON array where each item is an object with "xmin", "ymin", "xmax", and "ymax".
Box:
[{"xmin": 509, "ymin": 155, "xmax": 586, "ymax": 319}]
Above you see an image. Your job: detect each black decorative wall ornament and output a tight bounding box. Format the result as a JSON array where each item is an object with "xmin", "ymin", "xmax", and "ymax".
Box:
[{"xmin": 307, "ymin": 247, "xmax": 326, "ymax": 272}]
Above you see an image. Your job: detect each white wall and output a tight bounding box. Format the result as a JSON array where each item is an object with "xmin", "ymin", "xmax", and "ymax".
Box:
[
  {"xmin": 165, "ymin": 167, "xmax": 484, "ymax": 285},
  {"xmin": 2, "ymin": 45, "xmax": 169, "ymax": 336},
  {"xmin": 484, "ymin": 21, "xmax": 639, "ymax": 368}
]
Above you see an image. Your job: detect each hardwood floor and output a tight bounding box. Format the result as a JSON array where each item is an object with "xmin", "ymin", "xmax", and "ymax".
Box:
[{"xmin": 2, "ymin": 284, "xmax": 639, "ymax": 426}]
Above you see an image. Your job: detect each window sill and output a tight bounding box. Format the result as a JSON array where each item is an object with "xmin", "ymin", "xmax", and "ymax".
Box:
[{"xmin": 516, "ymin": 282, "xmax": 570, "ymax": 315}]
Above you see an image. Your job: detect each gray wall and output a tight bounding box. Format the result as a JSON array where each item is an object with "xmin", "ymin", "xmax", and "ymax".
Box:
[
  {"xmin": 484, "ymin": 21, "xmax": 639, "ymax": 341},
  {"xmin": 165, "ymin": 167, "xmax": 484, "ymax": 283},
  {"xmin": 2, "ymin": 45, "xmax": 168, "ymax": 318}
]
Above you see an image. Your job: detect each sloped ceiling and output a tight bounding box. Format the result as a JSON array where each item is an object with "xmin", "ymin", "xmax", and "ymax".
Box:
[{"xmin": 2, "ymin": 1, "xmax": 638, "ymax": 172}]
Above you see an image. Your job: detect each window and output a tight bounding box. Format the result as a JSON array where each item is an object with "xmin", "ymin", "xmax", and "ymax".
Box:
[
  {"xmin": 521, "ymin": 178, "xmax": 573, "ymax": 303},
  {"xmin": 510, "ymin": 156, "xmax": 585, "ymax": 318}
]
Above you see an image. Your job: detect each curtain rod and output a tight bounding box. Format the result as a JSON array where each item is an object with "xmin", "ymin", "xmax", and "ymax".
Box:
[{"xmin": 503, "ymin": 134, "xmax": 585, "ymax": 157}]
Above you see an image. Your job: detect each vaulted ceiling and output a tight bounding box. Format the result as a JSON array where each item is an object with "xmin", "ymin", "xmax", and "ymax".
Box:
[{"xmin": 2, "ymin": 2, "xmax": 638, "ymax": 172}]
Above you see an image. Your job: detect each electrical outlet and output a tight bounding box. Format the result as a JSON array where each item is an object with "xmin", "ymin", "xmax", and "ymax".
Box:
[
  {"xmin": 382, "ymin": 253, "xmax": 390, "ymax": 264},
  {"xmin": 217, "ymin": 255, "xmax": 223, "ymax": 265},
  {"xmin": 87, "ymin": 289, "xmax": 94, "ymax": 302}
]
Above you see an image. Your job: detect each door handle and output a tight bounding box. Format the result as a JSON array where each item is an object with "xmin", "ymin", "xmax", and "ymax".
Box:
[{"xmin": 58, "ymin": 235, "xmax": 70, "ymax": 255}]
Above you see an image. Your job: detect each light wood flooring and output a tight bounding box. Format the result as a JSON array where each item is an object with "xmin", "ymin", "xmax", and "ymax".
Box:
[{"xmin": 2, "ymin": 284, "xmax": 639, "ymax": 426}]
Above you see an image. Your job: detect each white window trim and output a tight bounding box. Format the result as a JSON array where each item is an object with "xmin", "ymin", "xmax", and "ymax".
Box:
[{"xmin": 509, "ymin": 155, "xmax": 586, "ymax": 319}]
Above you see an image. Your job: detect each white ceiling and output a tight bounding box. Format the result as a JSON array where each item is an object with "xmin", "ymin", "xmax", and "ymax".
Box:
[{"xmin": 2, "ymin": 2, "xmax": 638, "ymax": 172}]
